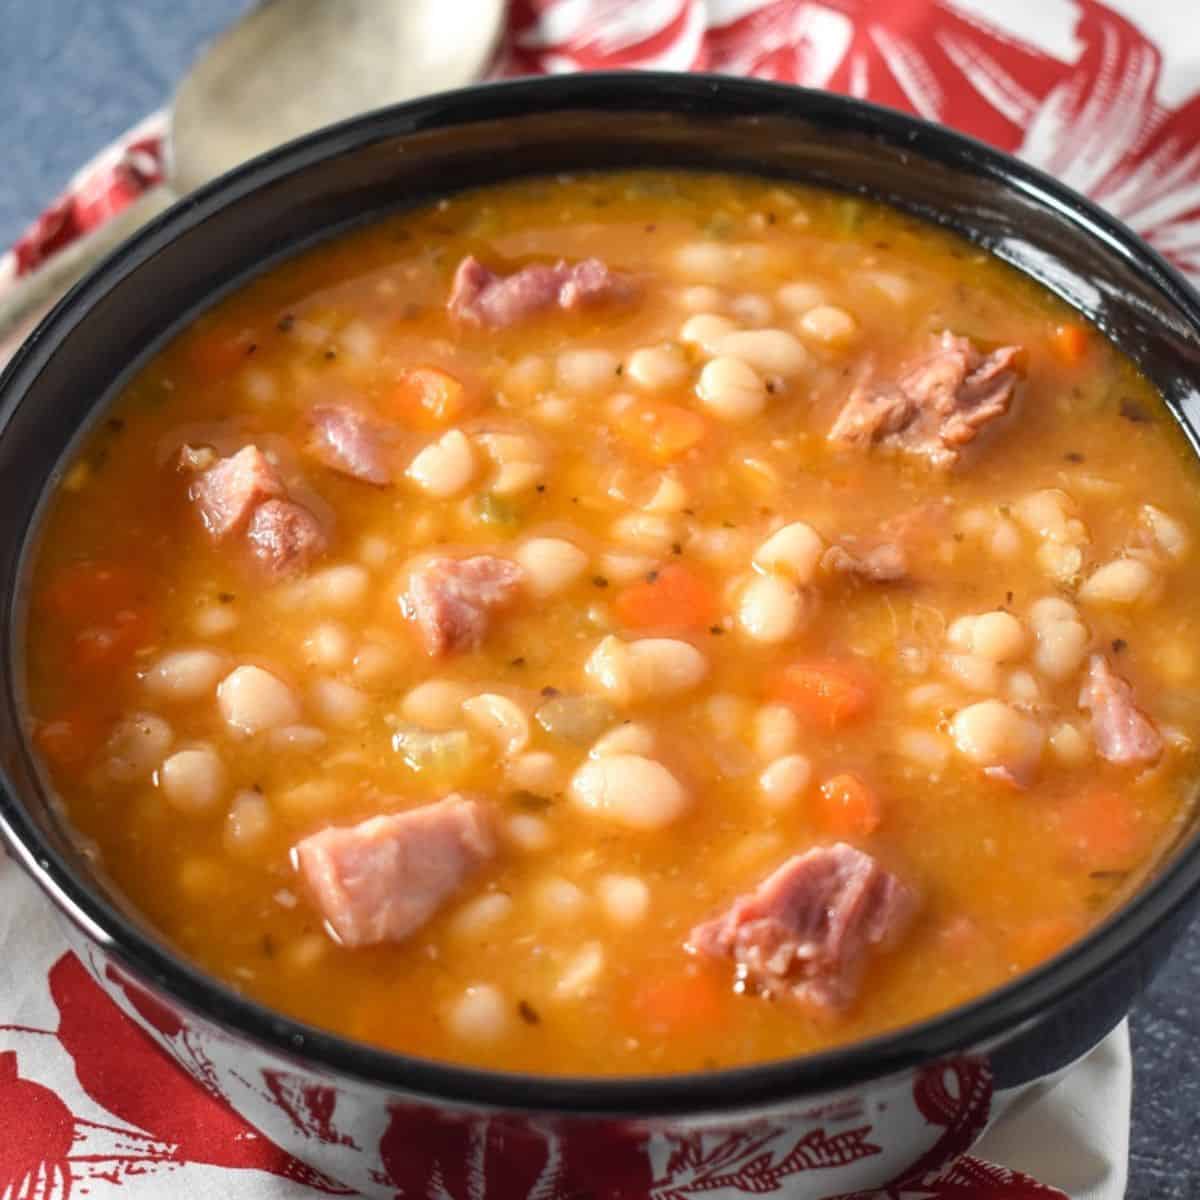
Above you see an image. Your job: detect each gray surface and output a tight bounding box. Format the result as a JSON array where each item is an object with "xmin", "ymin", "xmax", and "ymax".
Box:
[{"xmin": 0, "ymin": 2, "xmax": 1197, "ymax": 1196}]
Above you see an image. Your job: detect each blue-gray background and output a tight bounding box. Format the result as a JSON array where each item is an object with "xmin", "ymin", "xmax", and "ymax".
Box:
[{"xmin": 0, "ymin": 2, "xmax": 1196, "ymax": 1194}]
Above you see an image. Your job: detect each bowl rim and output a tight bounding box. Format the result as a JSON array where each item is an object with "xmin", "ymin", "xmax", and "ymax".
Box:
[{"xmin": 4, "ymin": 69, "xmax": 1200, "ymax": 1117}]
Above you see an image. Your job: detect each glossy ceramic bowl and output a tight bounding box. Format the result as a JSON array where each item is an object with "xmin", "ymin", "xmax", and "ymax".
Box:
[{"xmin": 3, "ymin": 74, "xmax": 1200, "ymax": 1199}]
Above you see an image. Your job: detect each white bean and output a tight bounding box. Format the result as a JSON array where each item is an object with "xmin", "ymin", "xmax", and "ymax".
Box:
[
  {"xmin": 738, "ymin": 574, "xmax": 808, "ymax": 643},
  {"xmin": 569, "ymin": 754, "xmax": 689, "ymax": 829},
  {"xmin": 897, "ymin": 729, "xmax": 949, "ymax": 770},
  {"xmin": 680, "ymin": 313, "xmax": 737, "ymax": 354},
  {"xmin": 503, "ymin": 354, "xmax": 551, "ymax": 401},
  {"xmin": 943, "ymin": 653, "xmax": 999, "ymax": 694},
  {"xmin": 758, "ymin": 754, "xmax": 812, "ymax": 809},
  {"xmin": 159, "ymin": 746, "xmax": 226, "ymax": 814},
  {"xmin": 713, "ymin": 329, "xmax": 807, "ymax": 376},
  {"xmin": 306, "ymin": 565, "xmax": 369, "ymax": 611},
  {"xmin": 599, "ymin": 552, "xmax": 660, "ymax": 584},
  {"xmin": 674, "ymin": 242, "xmax": 766, "ymax": 283},
  {"xmin": 192, "ymin": 603, "xmax": 238, "ymax": 637},
  {"xmin": 224, "ymin": 789, "xmax": 271, "ymax": 850},
  {"xmin": 754, "ymin": 704, "xmax": 800, "ymax": 759},
  {"xmin": 591, "ymin": 721, "xmax": 656, "ymax": 758},
  {"xmin": 535, "ymin": 876, "xmax": 587, "ymax": 918},
  {"xmin": 754, "ymin": 521, "xmax": 824, "ymax": 584},
  {"xmin": 506, "ymin": 751, "xmax": 564, "ymax": 797},
  {"xmin": 400, "ymin": 679, "xmax": 472, "ymax": 730},
  {"xmin": 777, "ymin": 281, "xmax": 826, "ymax": 312},
  {"xmin": 597, "ymin": 875, "xmax": 650, "ymax": 925},
  {"xmin": 268, "ymin": 724, "xmax": 327, "ymax": 753},
  {"xmin": 309, "ymin": 678, "xmax": 368, "ymax": 726},
  {"xmin": 407, "ymin": 430, "xmax": 475, "ymax": 497},
  {"xmin": 516, "ymin": 537, "xmax": 588, "ymax": 598},
  {"xmin": 1013, "ymin": 489, "xmax": 1083, "ymax": 543},
  {"xmin": 302, "ymin": 623, "xmax": 352, "ymax": 670},
  {"xmin": 352, "ymin": 640, "xmax": 403, "ymax": 686},
  {"xmin": 1141, "ymin": 505, "xmax": 1189, "ymax": 562},
  {"xmin": 447, "ymin": 984, "xmax": 509, "ymax": 1042},
  {"xmin": 678, "ymin": 284, "xmax": 725, "ymax": 313},
  {"xmin": 643, "ymin": 474, "xmax": 689, "ymax": 514},
  {"xmin": 505, "ymin": 812, "xmax": 551, "ymax": 852},
  {"xmin": 949, "ymin": 611, "xmax": 1026, "ymax": 663},
  {"xmin": 627, "ymin": 638, "xmax": 708, "ymax": 697},
  {"xmin": 627, "ymin": 345, "xmax": 689, "ymax": 391},
  {"xmin": 1049, "ymin": 721, "xmax": 1091, "ymax": 767},
  {"xmin": 610, "ymin": 512, "xmax": 679, "ymax": 554},
  {"xmin": 463, "ymin": 693, "xmax": 530, "ymax": 757},
  {"xmin": 1006, "ymin": 669, "xmax": 1041, "ymax": 704},
  {"xmin": 1078, "ymin": 558, "xmax": 1157, "ymax": 606},
  {"xmin": 797, "ymin": 304, "xmax": 857, "ymax": 344},
  {"xmin": 696, "ymin": 356, "xmax": 767, "ymax": 421},
  {"xmin": 557, "ymin": 348, "xmax": 619, "ymax": 393},
  {"xmin": 143, "ymin": 649, "xmax": 227, "ymax": 703},
  {"xmin": 218, "ymin": 666, "xmax": 300, "ymax": 735},
  {"xmin": 450, "ymin": 892, "xmax": 513, "ymax": 938},
  {"xmin": 863, "ymin": 271, "xmax": 912, "ymax": 305},
  {"xmin": 1031, "ymin": 605, "xmax": 1090, "ymax": 682},
  {"xmin": 730, "ymin": 293, "xmax": 773, "ymax": 326},
  {"xmin": 492, "ymin": 461, "xmax": 544, "ymax": 496},
  {"xmin": 554, "ymin": 942, "xmax": 607, "ymax": 999},
  {"xmin": 104, "ymin": 713, "xmax": 173, "ymax": 782},
  {"xmin": 951, "ymin": 700, "xmax": 1043, "ymax": 778}
]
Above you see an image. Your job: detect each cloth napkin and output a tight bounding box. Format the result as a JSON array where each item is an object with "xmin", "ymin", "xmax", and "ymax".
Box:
[{"xmin": 4, "ymin": 1, "xmax": 1198, "ymax": 1196}]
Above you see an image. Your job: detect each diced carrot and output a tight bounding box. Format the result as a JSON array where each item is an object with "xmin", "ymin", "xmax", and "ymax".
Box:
[
  {"xmin": 34, "ymin": 711, "xmax": 106, "ymax": 775},
  {"xmin": 70, "ymin": 608, "xmax": 155, "ymax": 674},
  {"xmin": 186, "ymin": 327, "xmax": 256, "ymax": 378},
  {"xmin": 388, "ymin": 366, "xmax": 472, "ymax": 428},
  {"xmin": 630, "ymin": 966, "xmax": 728, "ymax": 1036},
  {"xmin": 41, "ymin": 562, "xmax": 151, "ymax": 628},
  {"xmin": 1009, "ymin": 916, "xmax": 1085, "ymax": 972},
  {"xmin": 614, "ymin": 400, "xmax": 708, "ymax": 463},
  {"xmin": 614, "ymin": 564, "xmax": 717, "ymax": 631},
  {"xmin": 1051, "ymin": 323, "xmax": 1088, "ymax": 366},
  {"xmin": 1058, "ymin": 788, "xmax": 1142, "ymax": 870},
  {"xmin": 817, "ymin": 772, "xmax": 883, "ymax": 838},
  {"xmin": 769, "ymin": 659, "xmax": 874, "ymax": 731}
]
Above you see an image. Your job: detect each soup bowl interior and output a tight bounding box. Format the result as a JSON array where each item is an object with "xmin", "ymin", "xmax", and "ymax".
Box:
[{"xmin": 2, "ymin": 74, "xmax": 1200, "ymax": 1123}]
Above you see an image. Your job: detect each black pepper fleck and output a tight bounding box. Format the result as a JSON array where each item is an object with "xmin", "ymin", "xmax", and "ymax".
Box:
[
  {"xmin": 277, "ymin": 314, "xmax": 295, "ymax": 332},
  {"xmin": 261, "ymin": 934, "xmax": 276, "ymax": 958},
  {"xmin": 510, "ymin": 656, "xmax": 527, "ymax": 668},
  {"xmin": 671, "ymin": 542, "xmax": 683, "ymax": 555},
  {"xmin": 1112, "ymin": 638, "xmax": 1128, "ymax": 654},
  {"xmin": 106, "ymin": 418, "xmax": 125, "ymax": 434},
  {"xmin": 324, "ymin": 348, "xmax": 337, "ymax": 361},
  {"xmin": 1120, "ymin": 398, "xmax": 1151, "ymax": 423},
  {"xmin": 246, "ymin": 343, "xmax": 258, "ymax": 355},
  {"xmin": 1064, "ymin": 451, "xmax": 1085, "ymax": 463},
  {"xmin": 615, "ymin": 363, "xmax": 624, "ymax": 376},
  {"xmin": 540, "ymin": 686, "xmax": 560, "ymax": 698},
  {"xmin": 645, "ymin": 570, "xmax": 659, "ymax": 583},
  {"xmin": 518, "ymin": 1000, "xmax": 541, "ymax": 1025},
  {"xmin": 218, "ymin": 592, "xmax": 236, "ymax": 604},
  {"xmin": 1006, "ymin": 591, "xmax": 1014, "ymax": 605},
  {"xmin": 592, "ymin": 576, "xmax": 609, "ymax": 588},
  {"xmin": 535, "ymin": 484, "xmax": 546, "ymax": 493},
  {"xmin": 709, "ymin": 625, "xmax": 724, "ymax": 636}
]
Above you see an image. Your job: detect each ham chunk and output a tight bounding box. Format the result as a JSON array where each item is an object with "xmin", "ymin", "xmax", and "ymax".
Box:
[
  {"xmin": 829, "ymin": 333, "xmax": 1021, "ymax": 469},
  {"xmin": 1079, "ymin": 653, "xmax": 1163, "ymax": 766},
  {"xmin": 822, "ymin": 540, "xmax": 908, "ymax": 583},
  {"xmin": 190, "ymin": 445, "xmax": 285, "ymax": 538},
  {"xmin": 309, "ymin": 405, "xmax": 392, "ymax": 485},
  {"xmin": 247, "ymin": 499, "xmax": 328, "ymax": 577},
  {"xmin": 294, "ymin": 795, "xmax": 494, "ymax": 948},
  {"xmin": 405, "ymin": 555, "xmax": 524, "ymax": 655},
  {"xmin": 689, "ymin": 843, "xmax": 918, "ymax": 1011},
  {"xmin": 448, "ymin": 255, "xmax": 635, "ymax": 327}
]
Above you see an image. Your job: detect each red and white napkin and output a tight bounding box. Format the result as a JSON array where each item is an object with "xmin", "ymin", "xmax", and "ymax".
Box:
[{"xmin": 5, "ymin": 2, "xmax": 1199, "ymax": 1196}]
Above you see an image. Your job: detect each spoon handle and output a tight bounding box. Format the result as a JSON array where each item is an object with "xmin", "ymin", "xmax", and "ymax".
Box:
[{"xmin": 0, "ymin": 187, "xmax": 174, "ymax": 371}]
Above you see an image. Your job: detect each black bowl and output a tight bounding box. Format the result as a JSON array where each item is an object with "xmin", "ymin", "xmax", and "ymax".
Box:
[{"xmin": 2, "ymin": 73, "xmax": 1199, "ymax": 1196}]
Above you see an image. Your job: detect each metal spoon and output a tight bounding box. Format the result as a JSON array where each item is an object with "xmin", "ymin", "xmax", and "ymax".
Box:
[{"xmin": 0, "ymin": 0, "xmax": 505, "ymax": 356}]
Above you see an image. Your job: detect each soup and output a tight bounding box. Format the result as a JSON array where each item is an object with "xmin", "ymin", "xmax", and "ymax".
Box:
[{"xmin": 24, "ymin": 171, "xmax": 1200, "ymax": 1076}]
